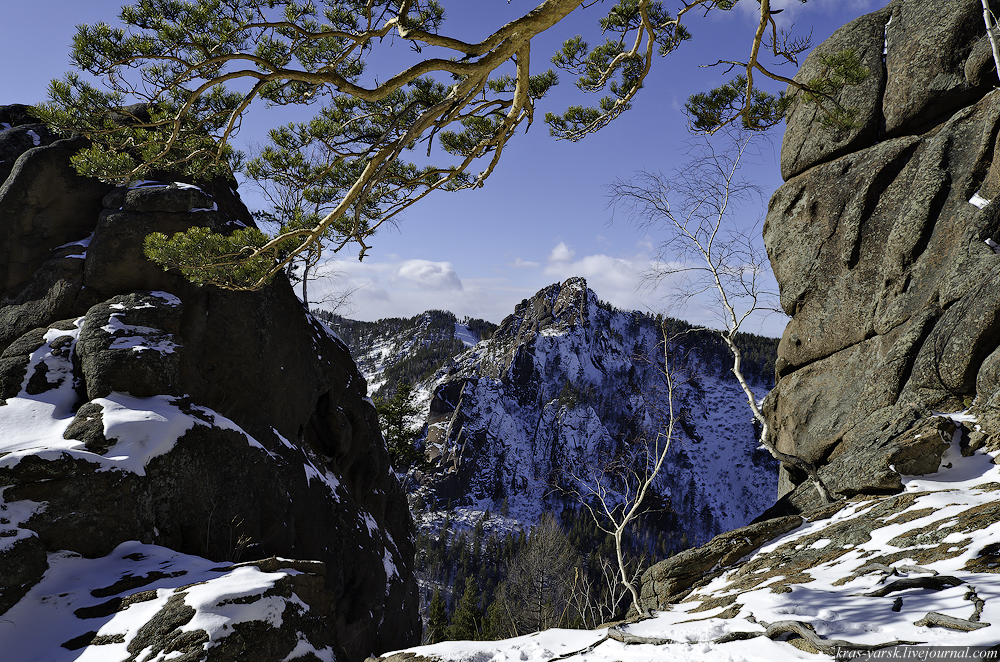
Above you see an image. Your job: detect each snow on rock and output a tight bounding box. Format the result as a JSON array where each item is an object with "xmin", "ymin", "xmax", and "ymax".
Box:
[
  {"xmin": 970, "ymin": 191, "xmax": 991, "ymax": 209},
  {"xmin": 54, "ymin": 232, "xmax": 93, "ymax": 260},
  {"xmin": 453, "ymin": 322, "xmax": 479, "ymax": 347},
  {"xmin": 116, "ymin": 181, "xmax": 218, "ymax": 215},
  {"xmin": 0, "ymin": 319, "xmax": 288, "ymax": 480},
  {"xmin": 0, "ymin": 542, "xmax": 337, "ymax": 662}
]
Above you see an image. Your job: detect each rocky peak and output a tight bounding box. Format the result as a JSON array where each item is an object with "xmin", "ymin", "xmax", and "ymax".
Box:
[
  {"xmin": 409, "ymin": 278, "xmax": 777, "ymax": 545},
  {"xmin": 492, "ymin": 277, "xmax": 590, "ymax": 350}
]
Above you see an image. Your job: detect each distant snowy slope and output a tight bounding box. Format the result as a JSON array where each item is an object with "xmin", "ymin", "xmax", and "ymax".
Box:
[
  {"xmin": 329, "ymin": 277, "xmax": 780, "ymax": 547},
  {"xmin": 316, "ymin": 309, "xmax": 496, "ymax": 399}
]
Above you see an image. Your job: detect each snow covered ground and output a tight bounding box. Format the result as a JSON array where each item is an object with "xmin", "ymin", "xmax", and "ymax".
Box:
[{"xmin": 380, "ymin": 422, "xmax": 1000, "ymax": 660}]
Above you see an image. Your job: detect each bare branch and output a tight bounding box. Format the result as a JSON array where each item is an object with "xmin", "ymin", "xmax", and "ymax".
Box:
[{"xmin": 609, "ymin": 127, "xmax": 833, "ymax": 503}]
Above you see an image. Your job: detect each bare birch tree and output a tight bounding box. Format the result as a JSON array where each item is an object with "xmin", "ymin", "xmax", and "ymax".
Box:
[
  {"xmin": 491, "ymin": 513, "xmax": 579, "ymax": 636},
  {"xmin": 982, "ymin": 1, "xmax": 1000, "ymax": 81},
  {"xmin": 561, "ymin": 321, "xmax": 681, "ymax": 620},
  {"xmin": 608, "ymin": 127, "xmax": 834, "ymax": 504}
]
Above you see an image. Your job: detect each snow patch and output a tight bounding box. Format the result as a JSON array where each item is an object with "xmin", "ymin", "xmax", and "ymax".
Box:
[
  {"xmin": 180, "ymin": 566, "xmax": 292, "ymax": 641},
  {"xmin": 454, "ymin": 323, "xmax": 479, "ymax": 347},
  {"xmin": 0, "ymin": 319, "xmax": 277, "ymax": 477},
  {"xmin": 970, "ymin": 191, "xmax": 991, "ymax": 209},
  {"xmin": 128, "ymin": 180, "xmax": 203, "ymax": 191},
  {"xmin": 96, "ymin": 394, "xmax": 198, "ymax": 475},
  {"xmin": 55, "ymin": 233, "xmax": 93, "ymax": 252},
  {"xmin": 281, "ymin": 636, "xmax": 337, "ymax": 662},
  {"xmin": 0, "ymin": 542, "xmax": 317, "ymax": 661}
]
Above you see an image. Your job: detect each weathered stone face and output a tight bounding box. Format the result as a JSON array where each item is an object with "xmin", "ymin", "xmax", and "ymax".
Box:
[
  {"xmin": 764, "ymin": 0, "xmax": 1000, "ymax": 505},
  {"xmin": 0, "ymin": 105, "xmax": 419, "ymax": 660},
  {"xmin": 779, "ymin": 4, "xmax": 892, "ymax": 181}
]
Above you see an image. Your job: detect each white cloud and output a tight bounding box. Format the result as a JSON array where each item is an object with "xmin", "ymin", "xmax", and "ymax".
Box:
[
  {"xmin": 312, "ymin": 256, "xmax": 533, "ymax": 323},
  {"xmin": 512, "ymin": 257, "xmax": 540, "ymax": 269},
  {"xmin": 543, "ymin": 243, "xmax": 655, "ymax": 312},
  {"xmin": 540, "ymin": 243, "xmax": 788, "ymax": 337},
  {"xmin": 397, "ymin": 259, "xmax": 463, "ymax": 291},
  {"xmin": 547, "ymin": 242, "xmax": 575, "ymax": 263},
  {"xmin": 307, "ymin": 246, "xmax": 789, "ymax": 338}
]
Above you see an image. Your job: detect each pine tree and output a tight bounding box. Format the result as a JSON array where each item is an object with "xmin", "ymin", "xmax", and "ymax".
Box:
[
  {"xmin": 427, "ymin": 589, "xmax": 449, "ymax": 645},
  {"xmin": 448, "ymin": 579, "xmax": 483, "ymax": 641},
  {"xmin": 375, "ymin": 382, "xmax": 423, "ymax": 471},
  {"xmin": 33, "ymin": 0, "xmax": 865, "ymax": 292},
  {"xmin": 483, "ymin": 599, "xmax": 508, "ymax": 641}
]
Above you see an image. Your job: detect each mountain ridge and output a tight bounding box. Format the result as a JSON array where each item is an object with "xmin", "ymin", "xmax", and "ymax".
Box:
[{"xmin": 326, "ymin": 276, "xmax": 781, "ymax": 548}]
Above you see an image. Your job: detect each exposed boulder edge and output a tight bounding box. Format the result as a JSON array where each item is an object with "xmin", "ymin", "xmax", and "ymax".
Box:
[
  {"xmin": 779, "ymin": 4, "xmax": 892, "ymax": 180},
  {"xmin": 632, "ymin": 515, "xmax": 803, "ymax": 614}
]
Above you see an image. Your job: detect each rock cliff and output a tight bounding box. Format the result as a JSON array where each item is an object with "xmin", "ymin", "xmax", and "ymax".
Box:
[
  {"xmin": 763, "ymin": 0, "xmax": 1000, "ymax": 511},
  {"xmin": 0, "ymin": 105, "xmax": 419, "ymax": 661}
]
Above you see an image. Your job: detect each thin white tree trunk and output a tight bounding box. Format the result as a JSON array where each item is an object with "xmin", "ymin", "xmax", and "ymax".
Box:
[
  {"xmin": 983, "ymin": 1, "xmax": 1000, "ymax": 81},
  {"xmin": 721, "ymin": 334, "xmax": 833, "ymax": 504}
]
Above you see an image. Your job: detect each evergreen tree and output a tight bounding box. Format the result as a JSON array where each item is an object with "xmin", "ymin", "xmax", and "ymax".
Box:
[
  {"xmin": 447, "ymin": 579, "xmax": 483, "ymax": 641},
  {"xmin": 427, "ymin": 589, "xmax": 449, "ymax": 645},
  {"xmin": 375, "ymin": 382, "xmax": 423, "ymax": 471},
  {"xmin": 34, "ymin": 0, "xmax": 864, "ymax": 291},
  {"xmin": 482, "ymin": 599, "xmax": 508, "ymax": 641}
]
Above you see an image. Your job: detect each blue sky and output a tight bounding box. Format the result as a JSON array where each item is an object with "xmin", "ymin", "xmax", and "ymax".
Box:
[{"xmin": 1, "ymin": 0, "xmax": 888, "ymax": 336}]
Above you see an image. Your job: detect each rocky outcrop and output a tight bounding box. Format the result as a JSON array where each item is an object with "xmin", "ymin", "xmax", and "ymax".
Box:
[
  {"xmin": 0, "ymin": 105, "xmax": 419, "ymax": 660},
  {"xmin": 635, "ymin": 514, "xmax": 803, "ymax": 611},
  {"xmin": 622, "ymin": 0, "xmax": 1000, "ymax": 644},
  {"xmin": 630, "ymin": 435, "xmax": 1000, "ymax": 648},
  {"xmin": 762, "ymin": 0, "xmax": 1000, "ymax": 508},
  {"xmin": 411, "ymin": 277, "xmax": 778, "ymax": 546}
]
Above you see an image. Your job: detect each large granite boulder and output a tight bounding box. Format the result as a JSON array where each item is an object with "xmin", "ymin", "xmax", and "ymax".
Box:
[
  {"xmin": 0, "ymin": 105, "xmax": 419, "ymax": 660},
  {"xmin": 779, "ymin": 4, "xmax": 892, "ymax": 180},
  {"xmin": 781, "ymin": 0, "xmax": 996, "ymax": 180},
  {"xmin": 764, "ymin": 0, "xmax": 1000, "ymax": 507}
]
